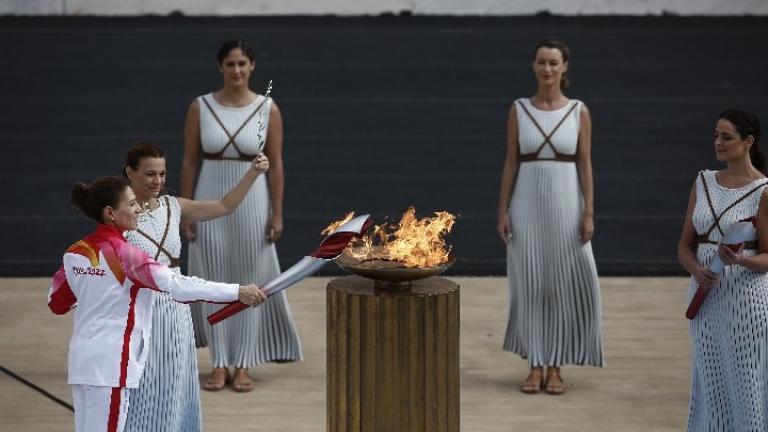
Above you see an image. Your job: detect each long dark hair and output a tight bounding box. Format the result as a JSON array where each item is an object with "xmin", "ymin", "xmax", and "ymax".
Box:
[
  {"xmin": 217, "ymin": 39, "xmax": 256, "ymax": 65},
  {"xmin": 719, "ymin": 108, "xmax": 764, "ymax": 174},
  {"xmin": 71, "ymin": 176, "xmax": 131, "ymax": 223},
  {"xmin": 533, "ymin": 37, "xmax": 571, "ymax": 92}
]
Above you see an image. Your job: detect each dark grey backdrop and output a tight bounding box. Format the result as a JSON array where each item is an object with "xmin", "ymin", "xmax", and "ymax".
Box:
[{"xmin": 2, "ymin": 15, "xmax": 767, "ymax": 276}]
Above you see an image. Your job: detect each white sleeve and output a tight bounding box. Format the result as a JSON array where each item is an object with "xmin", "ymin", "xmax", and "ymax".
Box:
[
  {"xmin": 117, "ymin": 240, "xmax": 239, "ymax": 303},
  {"xmin": 149, "ymin": 265, "xmax": 239, "ymax": 304}
]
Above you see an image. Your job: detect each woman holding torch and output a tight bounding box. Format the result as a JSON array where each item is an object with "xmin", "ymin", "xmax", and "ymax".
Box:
[
  {"xmin": 122, "ymin": 141, "xmax": 269, "ymax": 431},
  {"xmin": 48, "ymin": 176, "xmax": 266, "ymax": 432},
  {"xmin": 181, "ymin": 39, "xmax": 302, "ymax": 393},
  {"xmin": 677, "ymin": 109, "xmax": 768, "ymax": 431}
]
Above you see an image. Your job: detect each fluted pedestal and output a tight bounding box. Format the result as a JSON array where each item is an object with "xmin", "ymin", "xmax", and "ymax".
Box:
[{"xmin": 327, "ymin": 275, "xmax": 459, "ymax": 432}]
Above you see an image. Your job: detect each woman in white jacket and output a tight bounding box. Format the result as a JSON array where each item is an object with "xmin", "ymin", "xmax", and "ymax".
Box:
[{"xmin": 48, "ymin": 176, "xmax": 266, "ymax": 432}]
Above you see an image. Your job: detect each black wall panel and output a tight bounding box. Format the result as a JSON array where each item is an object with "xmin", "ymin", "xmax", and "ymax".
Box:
[{"xmin": 1, "ymin": 15, "xmax": 766, "ymax": 276}]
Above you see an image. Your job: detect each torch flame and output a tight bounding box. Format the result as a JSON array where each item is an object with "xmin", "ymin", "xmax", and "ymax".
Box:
[
  {"xmin": 322, "ymin": 207, "xmax": 455, "ymax": 268},
  {"xmin": 320, "ymin": 211, "xmax": 355, "ymax": 236}
]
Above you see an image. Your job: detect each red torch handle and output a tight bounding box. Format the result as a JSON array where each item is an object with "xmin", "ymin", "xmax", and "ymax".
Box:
[
  {"xmin": 685, "ymin": 284, "xmax": 712, "ymax": 320},
  {"xmin": 207, "ymin": 302, "xmax": 248, "ymax": 325},
  {"xmin": 208, "ymin": 217, "xmax": 374, "ymax": 325},
  {"xmin": 684, "ymin": 218, "xmax": 756, "ymax": 320},
  {"xmin": 685, "ymin": 243, "xmax": 745, "ymax": 320}
]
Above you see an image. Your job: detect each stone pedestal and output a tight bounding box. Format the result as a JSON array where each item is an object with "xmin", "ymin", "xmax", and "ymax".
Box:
[{"xmin": 327, "ymin": 275, "xmax": 459, "ymax": 432}]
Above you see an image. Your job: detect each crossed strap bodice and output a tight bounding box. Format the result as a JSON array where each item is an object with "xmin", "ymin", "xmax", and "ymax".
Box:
[
  {"xmin": 517, "ymin": 100, "xmax": 579, "ymax": 163},
  {"xmin": 696, "ymin": 172, "xmax": 767, "ymax": 250},
  {"xmin": 200, "ymin": 95, "xmax": 268, "ymax": 161},
  {"xmin": 135, "ymin": 196, "xmax": 181, "ymax": 268}
]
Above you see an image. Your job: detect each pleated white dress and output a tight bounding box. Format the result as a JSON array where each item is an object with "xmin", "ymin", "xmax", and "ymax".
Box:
[
  {"xmin": 189, "ymin": 93, "xmax": 303, "ymax": 367},
  {"xmin": 503, "ymin": 98, "xmax": 604, "ymax": 367},
  {"xmin": 687, "ymin": 170, "xmax": 768, "ymax": 431},
  {"xmin": 123, "ymin": 196, "xmax": 202, "ymax": 431}
]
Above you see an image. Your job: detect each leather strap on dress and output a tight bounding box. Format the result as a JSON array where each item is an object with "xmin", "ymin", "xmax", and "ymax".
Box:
[
  {"xmin": 136, "ymin": 196, "xmax": 181, "ymax": 268},
  {"xmin": 200, "ymin": 95, "xmax": 267, "ymax": 161},
  {"xmin": 696, "ymin": 235, "xmax": 758, "ymax": 251},
  {"xmin": 695, "ymin": 172, "xmax": 768, "ymax": 249},
  {"xmin": 201, "ymin": 153, "xmax": 256, "ymax": 162},
  {"xmin": 518, "ymin": 152, "xmax": 578, "ymax": 163},
  {"xmin": 698, "ymin": 172, "xmax": 724, "ymax": 237},
  {"xmin": 135, "ymin": 232, "xmax": 182, "ymax": 268},
  {"xmin": 517, "ymin": 101, "xmax": 579, "ymax": 163}
]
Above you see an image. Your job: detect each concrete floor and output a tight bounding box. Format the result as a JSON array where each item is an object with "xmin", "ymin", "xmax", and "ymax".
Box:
[{"xmin": 0, "ymin": 276, "xmax": 692, "ymax": 431}]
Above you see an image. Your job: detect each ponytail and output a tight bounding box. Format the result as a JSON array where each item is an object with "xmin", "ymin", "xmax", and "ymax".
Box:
[{"xmin": 70, "ymin": 176, "xmax": 130, "ymax": 223}]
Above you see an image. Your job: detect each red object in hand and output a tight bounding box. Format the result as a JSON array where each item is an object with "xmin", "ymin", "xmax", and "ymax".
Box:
[
  {"xmin": 685, "ymin": 243, "xmax": 744, "ymax": 320},
  {"xmin": 207, "ymin": 217, "xmax": 373, "ymax": 325}
]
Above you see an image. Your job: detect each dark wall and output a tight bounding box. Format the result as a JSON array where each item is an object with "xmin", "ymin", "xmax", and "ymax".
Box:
[{"xmin": 2, "ymin": 15, "xmax": 767, "ymax": 276}]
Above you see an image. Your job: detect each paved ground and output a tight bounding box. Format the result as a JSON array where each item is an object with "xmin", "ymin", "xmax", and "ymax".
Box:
[{"xmin": 0, "ymin": 276, "xmax": 692, "ymax": 431}]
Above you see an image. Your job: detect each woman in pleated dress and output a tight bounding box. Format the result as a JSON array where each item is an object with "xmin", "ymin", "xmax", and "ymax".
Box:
[
  {"xmin": 181, "ymin": 39, "xmax": 303, "ymax": 393},
  {"xmin": 678, "ymin": 109, "xmax": 768, "ymax": 431},
  {"xmin": 496, "ymin": 38, "xmax": 603, "ymax": 395},
  {"xmin": 122, "ymin": 142, "xmax": 269, "ymax": 430}
]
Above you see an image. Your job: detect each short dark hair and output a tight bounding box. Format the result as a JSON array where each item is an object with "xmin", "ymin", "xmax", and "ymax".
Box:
[{"xmin": 124, "ymin": 141, "xmax": 166, "ymax": 175}]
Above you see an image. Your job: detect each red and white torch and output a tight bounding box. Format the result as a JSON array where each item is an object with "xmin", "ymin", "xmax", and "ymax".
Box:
[
  {"xmin": 686, "ymin": 217, "xmax": 757, "ymax": 320},
  {"xmin": 207, "ymin": 214, "xmax": 373, "ymax": 325}
]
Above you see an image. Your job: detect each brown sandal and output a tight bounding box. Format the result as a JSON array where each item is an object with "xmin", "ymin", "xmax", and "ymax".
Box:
[
  {"xmin": 202, "ymin": 367, "xmax": 230, "ymax": 392},
  {"xmin": 231, "ymin": 368, "xmax": 255, "ymax": 393},
  {"xmin": 544, "ymin": 371, "xmax": 566, "ymax": 395},
  {"xmin": 520, "ymin": 372, "xmax": 545, "ymax": 394}
]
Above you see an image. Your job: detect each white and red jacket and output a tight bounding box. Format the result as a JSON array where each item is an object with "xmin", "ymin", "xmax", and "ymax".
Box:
[{"xmin": 48, "ymin": 224, "xmax": 239, "ymax": 388}]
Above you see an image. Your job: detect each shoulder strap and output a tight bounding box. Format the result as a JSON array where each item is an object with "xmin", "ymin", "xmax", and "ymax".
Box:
[
  {"xmin": 517, "ymin": 101, "xmax": 549, "ymax": 146},
  {"xmin": 201, "ymin": 96, "xmax": 235, "ymax": 149},
  {"xmin": 699, "ymin": 172, "xmax": 721, "ymax": 236},
  {"xmin": 135, "ymin": 197, "xmax": 175, "ymax": 262},
  {"xmin": 135, "ymin": 229, "xmax": 178, "ymax": 263},
  {"xmin": 201, "ymin": 96, "xmax": 267, "ymax": 157},
  {"xmin": 541, "ymin": 102, "xmax": 578, "ymax": 153},
  {"xmin": 518, "ymin": 101, "xmax": 579, "ymax": 157},
  {"xmin": 228, "ymin": 97, "xmax": 268, "ymax": 152},
  {"xmin": 156, "ymin": 196, "xmax": 172, "ymax": 259},
  {"xmin": 702, "ymin": 176, "xmax": 768, "ymax": 239},
  {"xmin": 717, "ymin": 180, "xmax": 768, "ymax": 222}
]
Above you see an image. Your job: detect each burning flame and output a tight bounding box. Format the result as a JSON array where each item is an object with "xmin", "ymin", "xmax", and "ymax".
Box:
[
  {"xmin": 322, "ymin": 207, "xmax": 455, "ymax": 268},
  {"xmin": 321, "ymin": 211, "xmax": 355, "ymax": 236}
]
